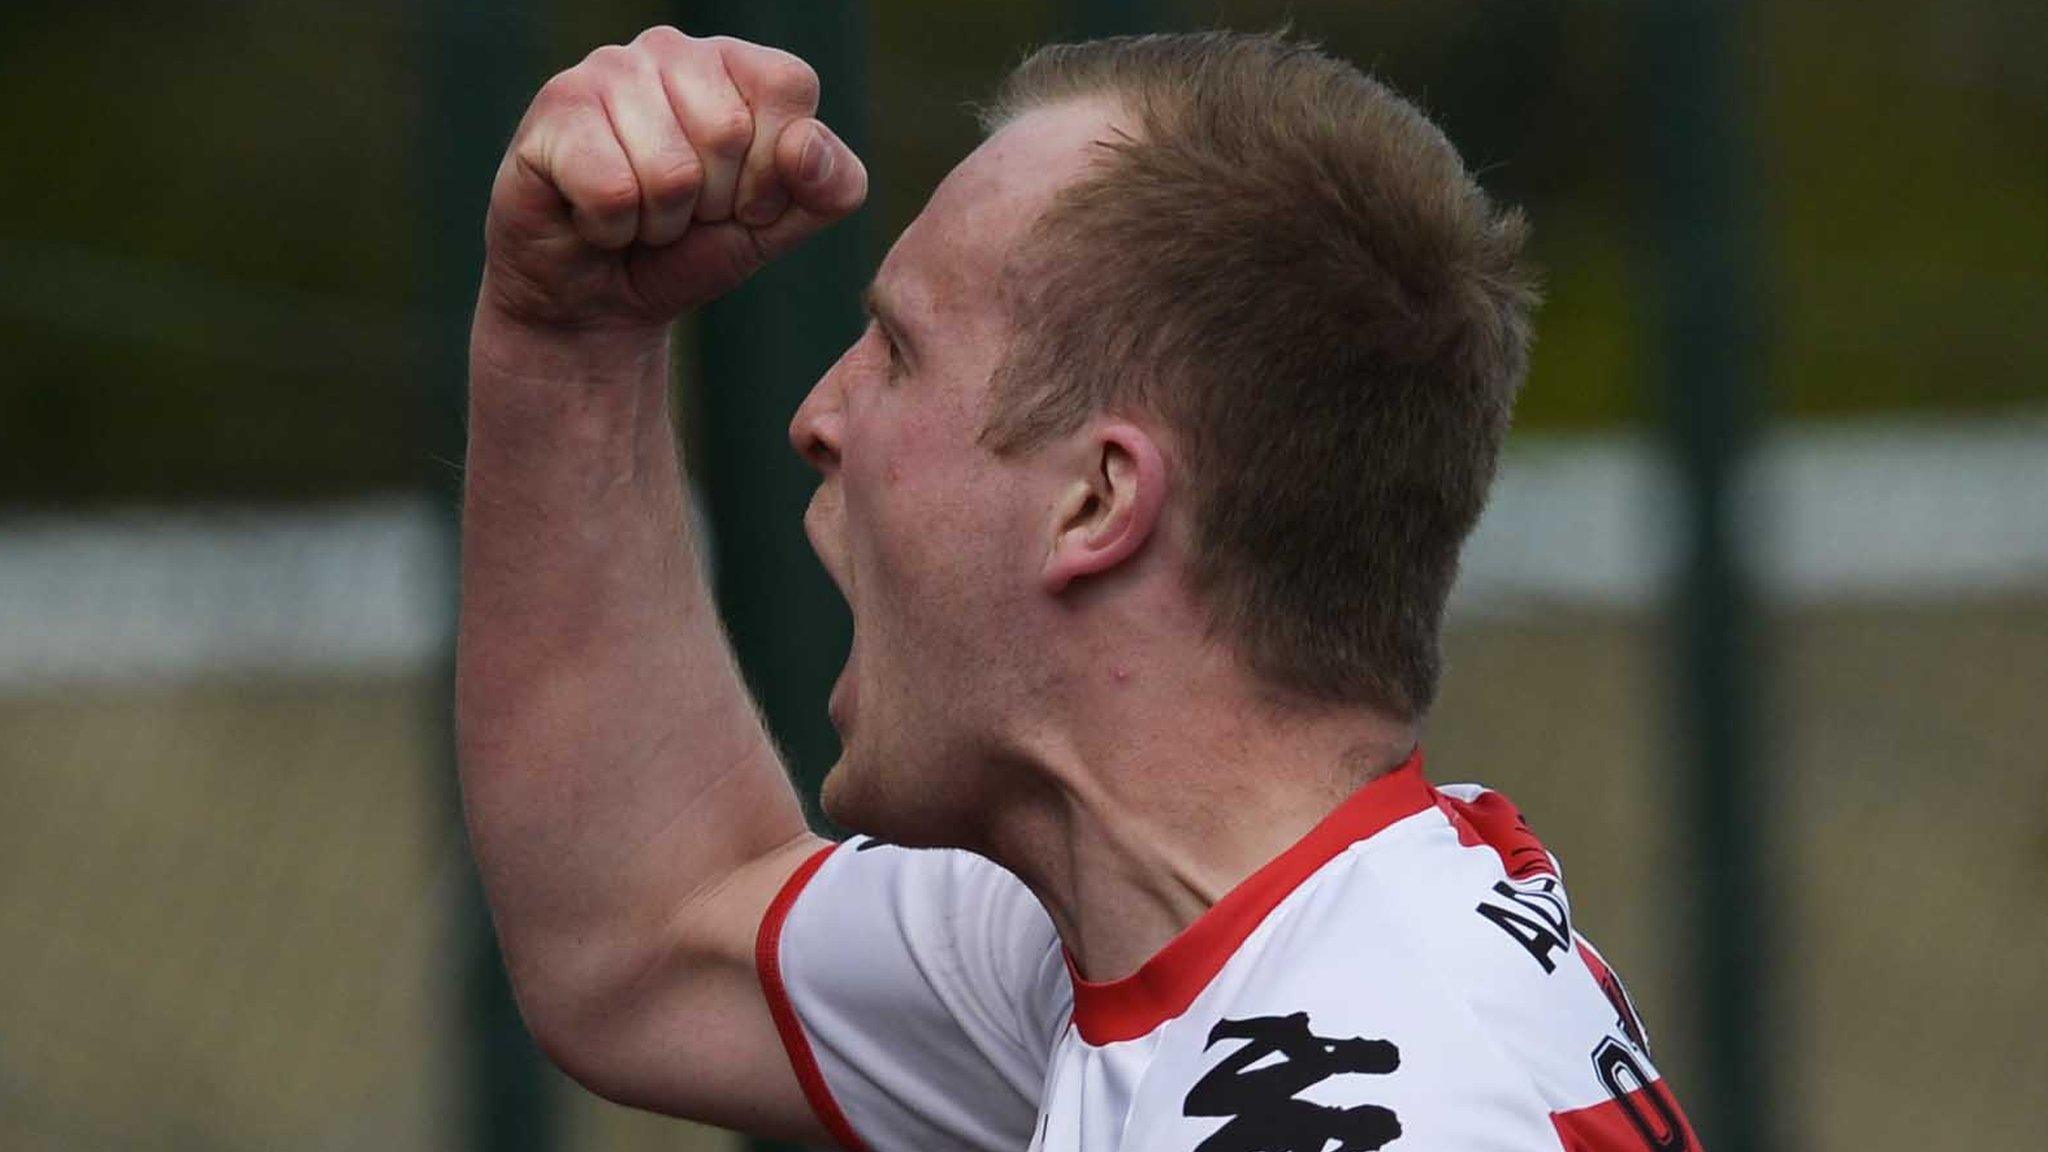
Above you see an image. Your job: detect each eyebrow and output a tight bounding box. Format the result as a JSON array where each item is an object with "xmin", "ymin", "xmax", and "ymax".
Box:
[{"xmin": 861, "ymin": 281, "xmax": 917, "ymax": 365}]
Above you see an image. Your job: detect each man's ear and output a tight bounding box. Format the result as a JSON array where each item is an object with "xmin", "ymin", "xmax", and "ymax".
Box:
[{"xmin": 1042, "ymin": 421, "xmax": 1167, "ymax": 595}]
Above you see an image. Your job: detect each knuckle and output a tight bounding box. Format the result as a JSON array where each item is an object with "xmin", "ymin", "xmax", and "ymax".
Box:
[
  {"xmin": 584, "ymin": 172, "xmax": 643, "ymax": 218},
  {"xmin": 764, "ymin": 54, "xmax": 820, "ymax": 107},
  {"xmin": 582, "ymin": 44, "xmax": 660, "ymax": 102},
  {"xmin": 701, "ymin": 103, "xmax": 754, "ymax": 157},
  {"xmin": 536, "ymin": 68, "xmax": 586, "ymax": 104},
  {"xmin": 687, "ymin": 35, "xmax": 733, "ymax": 69},
  {"xmin": 633, "ymin": 24, "xmax": 690, "ymax": 51},
  {"xmin": 646, "ymin": 153, "xmax": 703, "ymax": 207},
  {"xmin": 582, "ymin": 43, "xmax": 629, "ymax": 73}
]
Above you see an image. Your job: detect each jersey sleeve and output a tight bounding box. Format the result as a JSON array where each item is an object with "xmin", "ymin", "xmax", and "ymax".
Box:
[
  {"xmin": 1422, "ymin": 785, "xmax": 1700, "ymax": 1150},
  {"xmin": 756, "ymin": 837, "xmax": 1069, "ymax": 1152}
]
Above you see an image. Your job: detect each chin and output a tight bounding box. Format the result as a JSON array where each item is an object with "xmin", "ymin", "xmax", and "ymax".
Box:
[
  {"xmin": 817, "ymin": 747, "xmax": 892, "ymax": 840},
  {"xmin": 816, "ymin": 758, "xmax": 864, "ymax": 832},
  {"xmin": 818, "ymin": 741, "xmax": 970, "ymax": 851}
]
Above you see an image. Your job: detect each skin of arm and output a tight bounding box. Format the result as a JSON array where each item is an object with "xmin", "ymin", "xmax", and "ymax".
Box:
[{"xmin": 455, "ymin": 26, "xmax": 864, "ymax": 1140}]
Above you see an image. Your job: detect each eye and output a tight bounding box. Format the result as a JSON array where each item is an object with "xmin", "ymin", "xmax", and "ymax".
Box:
[{"xmin": 871, "ymin": 321, "xmax": 906, "ymax": 381}]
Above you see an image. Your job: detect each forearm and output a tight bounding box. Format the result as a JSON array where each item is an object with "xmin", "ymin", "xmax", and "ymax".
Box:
[{"xmin": 457, "ymin": 305, "xmax": 812, "ymax": 1019}]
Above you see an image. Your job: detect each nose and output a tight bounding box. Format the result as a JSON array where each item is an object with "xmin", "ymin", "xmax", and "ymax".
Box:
[{"xmin": 789, "ymin": 359, "xmax": 846, "ymax": 476}]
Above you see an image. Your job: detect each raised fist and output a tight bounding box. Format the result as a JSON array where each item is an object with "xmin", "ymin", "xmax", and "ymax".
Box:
[{"xmin": 479, "ymin": 26, "xmax": 868, "ymax": 330}]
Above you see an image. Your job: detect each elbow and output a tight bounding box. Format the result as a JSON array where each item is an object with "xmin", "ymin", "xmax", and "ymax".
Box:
[
  {"xmin": 493, "ymin": 925, "xmax": 723, "ymax": 1112},
  {"xmin": 523, "ymin": 1010, "xmax": 634, "ymax": 1106},
  {"xmin": 505, "ymin": 964, "xmax": 652, "ymax": 1107}
]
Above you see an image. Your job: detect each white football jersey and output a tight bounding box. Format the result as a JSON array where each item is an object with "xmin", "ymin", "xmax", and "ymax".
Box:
[{"xmin": 757, "ymin": 752, "xmax": 1700, "ymax": 1151}]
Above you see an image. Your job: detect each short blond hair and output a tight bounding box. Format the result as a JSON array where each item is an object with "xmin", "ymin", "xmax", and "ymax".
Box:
[{"xmin": 981, "ymin": 30, "xmax": 1537, "ymax": 718}]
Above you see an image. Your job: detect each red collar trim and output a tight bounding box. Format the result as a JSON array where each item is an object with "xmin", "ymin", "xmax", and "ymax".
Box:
[{"xmin": 1065, "ymin": 748, "xmax": 1433, "ymax": 1045}]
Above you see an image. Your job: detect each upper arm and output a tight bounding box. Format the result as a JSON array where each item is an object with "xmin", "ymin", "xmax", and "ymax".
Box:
[
  {"xmin": 533, "ymin": 834, "xmax": 1067, "ymax": 1152},
  {"xmin": 533, "ymin": 833, "xmax": 839, "ymax": 1146}
]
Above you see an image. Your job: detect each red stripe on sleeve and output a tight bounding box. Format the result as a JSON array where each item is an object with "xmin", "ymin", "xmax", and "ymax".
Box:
[
  {"xmin": 755, "ymin": 841, "xmax": 872, "ymax": 1152},
  {"xmin": 1551, "ymin": 1080, "xmax": 1702, "ymax": 1151}
]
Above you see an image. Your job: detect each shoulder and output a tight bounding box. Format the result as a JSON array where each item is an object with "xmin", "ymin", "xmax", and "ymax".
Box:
[
  {"xmin": 787, "ymin": 836, "xmax": 1070, "ymax": 1039},
  {"xmin": 1359, "ymin": 787, "xmax": 1650, "ymax": 1084},
  {"xmin": 768, "ymin": 838, "xmax": 1071, "ymax": 1152},
  {"xmin": 814, "ymin": 836, "xmax": 1060, "ymax": 955},
  {"xmin": 1343, "ymin": 789, "xmax": 1666, "ymax": 1109}
]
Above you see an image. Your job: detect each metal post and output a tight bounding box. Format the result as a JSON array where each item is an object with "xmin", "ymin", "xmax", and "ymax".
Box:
[
  {"xmin": 1636, "ymin": 2, "xmax": 1777, "ymax": 1151},
  {"xmin": 422, "ymin": 2, "xmax": 554, "ymax": 1150}
]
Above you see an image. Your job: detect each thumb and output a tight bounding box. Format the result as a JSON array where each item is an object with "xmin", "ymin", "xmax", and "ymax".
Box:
[
  {"xmin": 715, "ymin": 119, "xmax": 864, "ymax": 271},
  {"xmin": 775, "ymin": 118, "xmax": 867, "ymax": 219}
]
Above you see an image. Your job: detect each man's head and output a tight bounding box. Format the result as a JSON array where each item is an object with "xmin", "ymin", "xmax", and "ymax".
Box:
[{"xmin": 791, "ymin": 30, "xmax": 1536, "ymax": 842}]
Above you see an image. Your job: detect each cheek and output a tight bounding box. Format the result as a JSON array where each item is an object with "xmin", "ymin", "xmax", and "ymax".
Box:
[
  {"xmin": 841, "ymin": 418, "xmax": 954, "ymax": 575},
  {"xmin": 840, "ymin": 399, "xmax": 1034, "ymax": 639}
]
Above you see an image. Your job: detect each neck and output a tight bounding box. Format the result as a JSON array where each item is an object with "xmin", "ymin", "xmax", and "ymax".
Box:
[{"xmin": 980, "ymin": 660, "xmax": 1417, "ymax": 984}]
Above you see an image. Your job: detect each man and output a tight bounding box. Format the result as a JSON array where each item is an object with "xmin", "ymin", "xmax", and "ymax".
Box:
[{"xmin": 459, "ymin": 25, "xmax": 1699, "ymax": 1152}]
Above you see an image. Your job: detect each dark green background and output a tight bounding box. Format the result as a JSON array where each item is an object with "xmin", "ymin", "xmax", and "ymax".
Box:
[{"xmin": 5, "ymin": 0, "xmax": 2043, "ymax": 505}]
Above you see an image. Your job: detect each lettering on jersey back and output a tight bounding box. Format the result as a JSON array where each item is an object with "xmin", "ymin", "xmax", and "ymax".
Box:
[
  {"xmin": 1475, "ymin": 875, "xmax": 1573, "ymax": 973},
  {"xmin": 1183, "ymin": 1012, "xmax": 1402, "ymax": 1152}
]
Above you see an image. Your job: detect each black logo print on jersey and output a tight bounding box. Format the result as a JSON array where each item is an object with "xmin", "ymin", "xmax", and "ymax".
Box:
[
  {"xmin": 1182, "ymin": 1012, "xmax": 1402, "ymax": 1152},
  {"xmin": 1475, "ymin": 875, "xmax": 1572, "ymax": 973}
]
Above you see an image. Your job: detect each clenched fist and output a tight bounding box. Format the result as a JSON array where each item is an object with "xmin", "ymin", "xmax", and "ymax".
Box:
[{"xmin": 479, "ymin": 26, "xmax": 868, "ymax": 331}]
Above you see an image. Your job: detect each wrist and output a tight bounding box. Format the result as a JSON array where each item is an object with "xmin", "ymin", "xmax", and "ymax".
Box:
[{"xmin": 470, "ymin": 289, "xmax": 674, "ymax": 389}]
